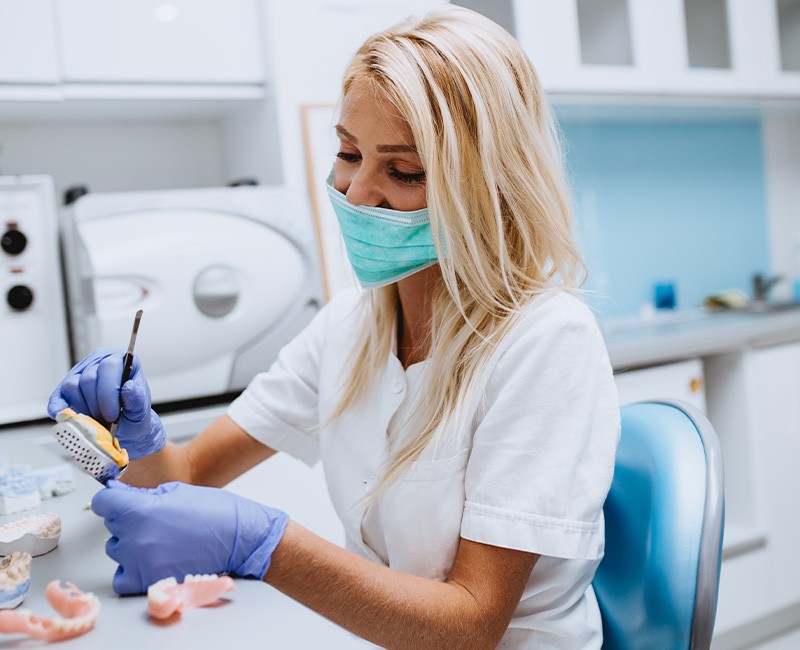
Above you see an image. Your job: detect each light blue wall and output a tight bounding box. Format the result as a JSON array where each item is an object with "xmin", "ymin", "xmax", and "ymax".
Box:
[{"xmin": 559, "ymin": 119, "xmax": 770, "ymax": 317}]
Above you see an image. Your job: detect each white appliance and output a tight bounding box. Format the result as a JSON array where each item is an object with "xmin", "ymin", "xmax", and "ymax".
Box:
[
  {"xmin": 60, "ymin": 184, "xmax": 323, "ymax": 407},
  {"xmin": 0, "ymin": 175, "xmax": 72, "ymax": 424}
]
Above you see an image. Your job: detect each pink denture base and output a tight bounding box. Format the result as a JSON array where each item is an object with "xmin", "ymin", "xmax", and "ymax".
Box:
[
  {"xmin": 0, "ymin": 579, "xmax": 99, "ymax": 641},
  {"xmin": 147, "ymin": 574, "xmax": 236, "ymax": 620}
]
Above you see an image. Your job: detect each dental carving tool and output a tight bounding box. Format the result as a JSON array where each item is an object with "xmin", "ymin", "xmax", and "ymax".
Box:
[
  {"xmin": 109, "ymin": 309, "xmax": 143, "ymax": 439},
  {"xmin": 51, "ymin": 309, "xmax": 142, "ymax": 484}
]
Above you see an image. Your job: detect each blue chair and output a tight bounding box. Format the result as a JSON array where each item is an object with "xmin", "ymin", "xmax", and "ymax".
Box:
[{"xmin": 593, "ymin": 400, "xmax": 725, "ymax": 650}]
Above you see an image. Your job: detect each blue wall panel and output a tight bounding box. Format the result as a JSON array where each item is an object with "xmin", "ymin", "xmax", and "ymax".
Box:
[{"xmin": 559, "ymin": 120, "xmax": 770, "ymax": 317}]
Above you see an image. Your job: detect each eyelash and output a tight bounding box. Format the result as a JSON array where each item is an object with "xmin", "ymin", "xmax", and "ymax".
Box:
[{"xmin": 335, "ymin": 151, "xmax": 426, "ymax": 185}]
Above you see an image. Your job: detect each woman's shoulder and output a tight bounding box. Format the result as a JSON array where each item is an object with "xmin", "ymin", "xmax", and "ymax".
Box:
[
  {"xmin": 325, "ymin": 286, "xmax": 363, "ymax": 314},
  {"xmin": 511, "ymin": 288, "xmax": 602, "ymax": 344},
  {"xmin": 315, "ymin": 287, "xmax": 364, "ymax": 325}
]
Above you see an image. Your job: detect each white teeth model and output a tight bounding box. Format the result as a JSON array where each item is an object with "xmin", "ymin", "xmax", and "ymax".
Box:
[
  {"xmin": 0, "ymin": 512, "xmax": 62, "ymax": 557},
  {"xmin": 0, "ymin": 552, "xmax": 32, "ymax": 610},
  {"xmin": 0, "ymin": 579, "xmax": 100, "ymax": 641},
  {"xmin": 147, "ymin": 574, "xmax": 236, "ymax": 620}
]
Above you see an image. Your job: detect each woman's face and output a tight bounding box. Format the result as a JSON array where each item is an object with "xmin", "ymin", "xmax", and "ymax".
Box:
[{"xmin": 333, "ymin": 79, "xmax": 427, "ymax": 212}]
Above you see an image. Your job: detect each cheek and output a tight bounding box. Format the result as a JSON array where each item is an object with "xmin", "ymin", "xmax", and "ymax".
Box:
[{"xmin": 332, "ymin": 159, "xmax": 352, "ymax": 194}]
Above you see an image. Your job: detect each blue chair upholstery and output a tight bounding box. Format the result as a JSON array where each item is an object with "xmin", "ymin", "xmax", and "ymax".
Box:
[{"xmin": 593, "ymin": 400, "xmax": 725, "ymax": 650}]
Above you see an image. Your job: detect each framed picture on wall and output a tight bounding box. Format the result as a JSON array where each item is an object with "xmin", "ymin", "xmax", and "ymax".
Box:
[{"xmin": 300, "ymin": 103, "xmax": 359, "ymax": 301}]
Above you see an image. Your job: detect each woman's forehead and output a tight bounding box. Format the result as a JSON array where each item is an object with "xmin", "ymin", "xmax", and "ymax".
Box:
[{"xmin": 340, "ymin": 81, "xmax": 413, "ymax": 143}]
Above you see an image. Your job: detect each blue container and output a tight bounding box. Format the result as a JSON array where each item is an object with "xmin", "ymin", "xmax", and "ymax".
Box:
[{"xmin": 654, "ymin": 282, "xmax": 677, "ymax": 310}]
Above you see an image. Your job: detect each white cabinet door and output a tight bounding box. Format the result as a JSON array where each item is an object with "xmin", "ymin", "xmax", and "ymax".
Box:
[
  {"xmin": 747, "ymin": 341, "xmax": 800, "ymax": 611},
  {"xmin": 705, "ymin": 342, "xmax": 800, "ymax": 637},
  {"xmin": 0, "ymin": 0, "xmax": 59, "ymax": 83},
  {"xmin": 509, "ymin": 0, "xmax": 799, "ymax": 98},
  {"xmin": 614, "ymin": 358, "xmax": 706, "ymax": 413},
  {"xmin": 56, "ymin": 0, "xmax": 263, "ymax": 83}
]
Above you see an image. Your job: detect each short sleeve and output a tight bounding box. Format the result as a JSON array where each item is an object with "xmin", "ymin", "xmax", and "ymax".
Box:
[
  {"xmin": 461, "ymin": 293, "xmax": 620, "ymax": 560},
  {"xmin": 226, "ymin": 289, "xmax": 359, "ymax": 466}
]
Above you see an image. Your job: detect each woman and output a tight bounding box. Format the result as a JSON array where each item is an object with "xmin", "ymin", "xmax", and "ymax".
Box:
[{"xmin": 49, "ymin": 6, "xmax": 619, "ymax": 647}]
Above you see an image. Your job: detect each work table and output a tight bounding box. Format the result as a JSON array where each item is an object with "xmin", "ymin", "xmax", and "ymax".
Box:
[
  {"xmin": 601, "ymin": 307, "xmax": 800, "ymax": 370},
  {"xmin": 0, "ymin": 424, "xmax": 370, "ymax": 649}
]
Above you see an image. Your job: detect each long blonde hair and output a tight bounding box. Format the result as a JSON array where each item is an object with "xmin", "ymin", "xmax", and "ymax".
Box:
[{"xmin": 331, "ymin": 5, "xmax": 584, "ymax": 493}]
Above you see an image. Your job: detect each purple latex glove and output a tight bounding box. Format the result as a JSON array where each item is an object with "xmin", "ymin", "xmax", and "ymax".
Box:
[
  {"xmin": 47, "ymin": 348, "xmax": 165, "ymax": 460},
  {"xmin": 91, "ymin": 480, "xmax": 289, "ymax": 595}
]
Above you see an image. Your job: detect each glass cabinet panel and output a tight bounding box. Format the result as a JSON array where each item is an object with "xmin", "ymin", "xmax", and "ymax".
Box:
[
  {"xmin": 684, "ymin": 0, "xmax": 732, "ymax": 69},
  {"xmin": 778, "ymin": 0, "xmax": 800, "ymax": 71},
  {"xmin": 576, "ymin": 0, "xmax": 634, "ymax": 65}
]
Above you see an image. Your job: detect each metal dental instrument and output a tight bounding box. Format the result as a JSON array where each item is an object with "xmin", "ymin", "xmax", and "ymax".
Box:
[
  {"xmin": 109, "ymin": 309, "xmax": 143, "ymax": 439},
  {"xmin": 50, "ymin": 310, "xmax": 143, "ymax": 484}
]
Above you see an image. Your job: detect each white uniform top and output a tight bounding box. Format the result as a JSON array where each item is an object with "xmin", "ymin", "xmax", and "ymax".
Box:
[{"xmin": 227, "ymin": 287, "xmax": 620, "ymax": 648}]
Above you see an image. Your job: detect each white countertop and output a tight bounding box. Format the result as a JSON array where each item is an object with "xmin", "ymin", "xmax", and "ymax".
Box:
[
  {"xmin": 602, "ymin": 308, "xmax": 800, "ymax": 370},
  {"xmin": 0, "ymin": 423, "xmax": 372, "ymax": 649}
]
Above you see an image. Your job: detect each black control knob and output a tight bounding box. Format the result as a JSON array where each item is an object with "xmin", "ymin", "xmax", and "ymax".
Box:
[
  {"xmin": 63, "ymin": 185, "xmax": 89, "ymax": 206},
  {"xmin": 7, "ymin": 285, "xmax": 34, "ymax": 311},
  {"xmin": 1, "ymin": 229, "xmax": 27, "ymax": 255}
]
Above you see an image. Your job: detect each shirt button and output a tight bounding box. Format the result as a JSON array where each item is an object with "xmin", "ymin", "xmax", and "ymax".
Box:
[{"xmin": 390, "ymin": 379, "xmax": 405, "ymax": 394}]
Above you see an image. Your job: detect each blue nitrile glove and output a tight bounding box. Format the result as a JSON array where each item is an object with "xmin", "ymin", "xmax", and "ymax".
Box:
[
  {"xmin": 91, "ymin": 480, "xmax": 289, "ymax": 595},
  {"xmin": 47, "ymin": 348, "xmax": 165, "ymax": 460}
]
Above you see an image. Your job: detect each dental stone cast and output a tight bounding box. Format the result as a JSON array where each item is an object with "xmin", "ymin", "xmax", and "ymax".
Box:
[
  {"xmin": 31, "ymin": 464, "xmax": 76, "ymax": 500},
  {"xmin": 0, "ymin": 512, "xmax": 62, "ymax": 557},
  {"xmin": 0, "ymin": 464, "xmax": 41, "ymax": 515},
  {"xmin": 0, "ymin": 552, "xmax": 32, "ymax": 610},
  {"xmin": 0, "ymin": 579, "xmax": 100, "ymax": 641},
  {"xmin": 52, "ymin": 408, "xmax": 129, "ymax": 484},
  {"xmin": 147, "ymin": 574, "xmax": 236, "ymax": 620}
]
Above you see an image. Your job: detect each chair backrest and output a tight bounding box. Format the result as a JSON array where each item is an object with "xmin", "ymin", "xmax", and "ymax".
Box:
[{"xmin": 593, "ymin": 400, "xmax": 725, "ymax": 650}]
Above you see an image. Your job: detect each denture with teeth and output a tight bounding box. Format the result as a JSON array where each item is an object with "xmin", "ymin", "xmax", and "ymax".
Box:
[
  {"xmin": 0, "ymin": 552, "xmax": 32, "ymax": 610},
  {"xmin": 0, "ymin": 579, "xmax": 100, "ymax": 641},
  {"xmin": 147, "ymin": 573, "xmax": 236, "ymax": 620},
  {"xmin": 0, "ymin": 512, "xmax": 62, "ymax": 557}
]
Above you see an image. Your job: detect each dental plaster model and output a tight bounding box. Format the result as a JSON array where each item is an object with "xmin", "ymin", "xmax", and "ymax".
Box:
[
  {"xmin": 0, "ymin": 579, "xmax": 100, "ymax": 641},
  {"xmin": 52, "ymin": 408, "xmax": 129, "ymax": 483},
  {"xmin": 31, "ymin": 464, "xmax": 76, "ymax": 500},
  {"xmin": 0, "ymin": 513, "xmax": 62, "ymax": 557},
  {"xmin": 147, "ymin": 574, "xmax": 236, "ymax": 620},
  {"xmin": 0, "ymin": 464, "xmax": 41, "ymax": 515},
  {"xmin": 0, "ymin": 552, "xmax": 31, "ymax": 610}
]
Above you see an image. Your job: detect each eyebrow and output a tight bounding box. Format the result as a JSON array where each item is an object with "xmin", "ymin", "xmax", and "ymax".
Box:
[
  {"xmin": 376, "ymin": 144, "xmax": 417, "ymax": 153},
  {"xmin": 335, "ymin": 124, "xmax": 417, "ymax": 153}
]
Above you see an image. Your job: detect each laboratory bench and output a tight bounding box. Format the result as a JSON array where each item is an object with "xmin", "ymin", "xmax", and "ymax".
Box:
[
  {"xmin": 0, "ymin": 422, "xmax": 372, "ymax": 649},
  {"xmin": 602, "ymin": 306, "xmax": 800, "ymax": 371}
]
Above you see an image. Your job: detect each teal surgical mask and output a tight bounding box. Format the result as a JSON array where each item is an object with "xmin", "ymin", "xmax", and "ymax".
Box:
[{"xmin": 326, "ymin": 176, "xmax": 439, "ymax": 289}]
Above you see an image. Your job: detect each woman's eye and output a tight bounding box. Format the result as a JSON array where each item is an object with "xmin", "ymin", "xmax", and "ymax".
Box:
[
  {"xmin": 390, "ymin": 169, "xmax": 426, "ymax": 184},
  {"xmin": 336, "ymin": 151, "xmax": 360, "ymax": 163}
]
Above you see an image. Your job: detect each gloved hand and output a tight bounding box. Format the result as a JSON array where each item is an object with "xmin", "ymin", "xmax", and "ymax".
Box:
[
  {"xmin": 47, "ymin": 348, "xmax": 165, "ymax": 460},
  {"xmin": 91, "ymin": 480, "xmax": 289, "ymax": 595}
]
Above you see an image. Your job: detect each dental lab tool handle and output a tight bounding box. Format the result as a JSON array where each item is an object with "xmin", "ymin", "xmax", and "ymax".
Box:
[{"xmin": 109, "ymin": 309, "xmax": 143, "ymax": 437}]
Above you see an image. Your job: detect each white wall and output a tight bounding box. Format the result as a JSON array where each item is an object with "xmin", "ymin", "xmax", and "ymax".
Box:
[{"xmin": 0, "ymin": 121, "xmax": 225, "ymax": 203}]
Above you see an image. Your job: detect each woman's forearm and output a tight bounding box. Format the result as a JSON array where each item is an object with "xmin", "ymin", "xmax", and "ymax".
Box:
[
  {"xmin": 264, "ymin": 521, "xmax": 511, "ymax": 650},
  {"xmin": 121, "ymin": 414, "xmax": 276, "ymax": 488},
  {"xmin": 119, "ymin": 441, "xmax": 192, "ymax": 488}
]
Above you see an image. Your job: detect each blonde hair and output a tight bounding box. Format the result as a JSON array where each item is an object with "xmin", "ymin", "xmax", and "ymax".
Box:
[{"xmin": 332, "ymin": 5, "xmax": 585, "ymax": 493}]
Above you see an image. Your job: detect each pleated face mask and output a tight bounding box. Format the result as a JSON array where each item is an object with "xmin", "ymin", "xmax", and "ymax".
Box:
[{"xmin": 326, "ymin": 175, "xmax": 440, "ymax": 289}]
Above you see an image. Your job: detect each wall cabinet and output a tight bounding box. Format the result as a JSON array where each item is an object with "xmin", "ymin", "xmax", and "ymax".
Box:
[
  {"xmin": 457, "ymin": 0, "xmax": 800, "ymax": 101},
  {"xmin": 0, "ymin": 0, "xmax": 278, "ymax": 202},
  {"xmin": 0, "ymin": 0, "xmax": 264, "ymax": 94},
  {"xmin": 0, "ymin": 0, "xmax": 59, "ymax": 83},
  {"xmin": 56, "ymin": 0, "xmax": 264, "ymax": 85}
]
